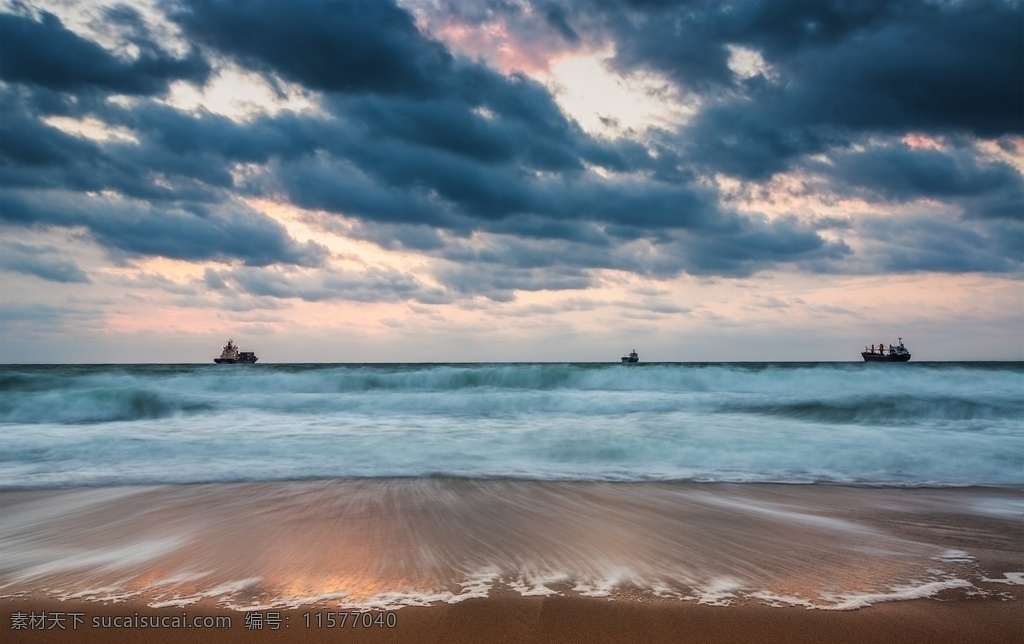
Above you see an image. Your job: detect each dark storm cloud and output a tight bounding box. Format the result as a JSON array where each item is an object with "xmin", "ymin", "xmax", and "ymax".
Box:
[
  {"xmin": 0, "ymin": 97, "xmax": 103, "ymax": 169},
  {"xmin": 167, "ymin": 0, "xmax": 741, "ymax": 231},
  {"xmin": 0, "ymin": 6, "xmax": 323, "ymax": 271},
  {"xmin": 425, "ymin": 210, "xmax": 850, "ymax": 283},
  {"xmin": 814, "ymin": 142, "xmax": 1024, "ymax": 221},
  {"xmin": 535, "ymin": 0, "xmax": 1022, "ymax": 277},
  {"xmin": 542, "ymin": 3, "xmax": 580, "ymax": 44},
  {"xmin": 101, "ymin": 101, "xmax": 317, "ymax": 165},
  {"xmin": 576, "ymin": 0, "xmax": 1024, "ymax": 186},
  {"xmin": 0, "ymin": 241, "xmax": 90, "ymax": 283},
  {"xmin": 0, "ymin": 94, "xmax": 226, "ymax": 203},
  {"xmin": 336, "ymin": 88, "xmax": 597, "ymax": 172},
  {"xmin": 0, "ymin": 0, "xmax": 852, "ymax": 281},
  {"xmin": 267, "ymin": 118, "xmax": 716, "ymax": 236},
  {"xmin": 857, "ymin": 216, "xmax": 1022, "ymax": 274},
  {"xmin": 599, "ymin": 0, "xmax": 1023, "ymax": 138},
  {"xmin": 302, "ymin": 211, "xmax": 452, "ymax": 252},
  {"xmin": 0, "ymin": 7, "xmax": 210, "ymax": 95},
  {"xmin": 169, "ymin": 0, "xmax": 451, "ymax": 97},
  {"xmin": 757, "ymin": 1, "xmax": 1022, "ymax": 138},
  {"xmin": 0, "ymin": 191, "xmax": 328, "ymax": 268},
  {"xmin": 270, "ymin": 155, "xmax": 454, "ymax": 227},
  {"xmin": 1, "ymin": 0, "xmax": 1020, "ymax": 295},
  {"xmin": 679, "ymin": 98, "xmax": 844, "ymax": 181},
  {"xmin": 675, "ymin": 217, "xmax": 852, "ymax": 277},
  {"xmin": 436, "ymin": 264, "xmax": 594, "ymax": 302},
  {"xmin": 203, "ymin": 266, "xmax": 451, "ymax": 304},
  {"xmin": 0, "ymin": 302, "xmax": 83, "ymax": 331}
]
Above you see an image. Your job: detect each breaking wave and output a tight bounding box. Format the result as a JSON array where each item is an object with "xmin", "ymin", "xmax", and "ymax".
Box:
[
  {"xmin": 1, "ymin": 362, "xmax": 1019, "ymax": 423},
  {"xmin": 1, "ymin": 362, "xmax": 1021, "ymax": 488}
]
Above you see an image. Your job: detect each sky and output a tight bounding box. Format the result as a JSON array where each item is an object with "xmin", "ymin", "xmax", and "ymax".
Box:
[{"xmin": 0, "ymin": 0, "xmax": 1021, "ymax": 363}]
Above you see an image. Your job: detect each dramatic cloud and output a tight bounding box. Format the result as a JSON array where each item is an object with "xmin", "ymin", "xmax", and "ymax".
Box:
[
  {"xmin": 0, "ymin": 240, "xmax": 90, "ymax": 283},
  {"xmin": 204, "ymin": 265, "xmax": 450, "ymax": 304},
  {"xmin": 5, "ymin": 0, "xmax": 1018, "ymax": 283},
  {"xmin": 0, "ymin": 0, "xmax": 1021, "ymax": 361},
  {"xmin": 170, "ymin": 0, "xmax": 451, "ymax": 97},
  {"xmin": 602, "ymin": 0, "xmax": 1023, "ymax": 136},
  {"xmin": 0, "ymin": 8, "xmax": 209, "ymax": 96},
  {"xmin": 0, "ymin": 190, "xmax": 328, "ymax": 267},
  {"xmin": 814, "ymin": 142, "xmax": 1024, "ymax": 221}
]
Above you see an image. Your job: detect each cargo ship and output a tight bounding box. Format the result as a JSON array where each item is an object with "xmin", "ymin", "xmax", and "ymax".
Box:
[
  {"xmin": 214, "ymin": 339, "xmax": 258, "ymax": 364},
  {"xmin": 861, "ymin": 338, "xmax": 910, "ymax": 362},
  {"xmin": 621, "ymin": 350, "xmax": 639, "ymax": 363}
]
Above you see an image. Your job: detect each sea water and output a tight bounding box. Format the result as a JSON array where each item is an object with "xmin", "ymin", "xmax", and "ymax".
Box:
[
  {"xmin": 1, "ymin": 362, "xmax": 1022, "ymax": 610},
  {"xmin": 1, "ymin": 362, "xmax": 1021, "ymax": 489}
]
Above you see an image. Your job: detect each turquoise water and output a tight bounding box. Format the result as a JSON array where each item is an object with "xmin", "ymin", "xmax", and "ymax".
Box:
[{"xmin": 2, "ymin": 362, "xmax": 1022, "ymax": 488}]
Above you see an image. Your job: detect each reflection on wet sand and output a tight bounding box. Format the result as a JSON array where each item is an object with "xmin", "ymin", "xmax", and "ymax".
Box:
[{"xmin": 1, "ymin": 480, "xmax": 1021, "ymax": 610}]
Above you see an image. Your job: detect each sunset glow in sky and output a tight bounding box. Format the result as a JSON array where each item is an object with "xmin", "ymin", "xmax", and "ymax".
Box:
[{"xmin": 1, "ymin": 0, "xmax": 1021, "ymax": 362}]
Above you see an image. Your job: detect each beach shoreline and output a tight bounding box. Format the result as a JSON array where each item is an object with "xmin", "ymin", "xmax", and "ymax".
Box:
[
  {"xmin": 2, "ymin": 481, "xmax": 1021, "ymax": 636},
  {"xmin": 3, "ymin": 590, "xmax": 1023, "ymax": 644}
]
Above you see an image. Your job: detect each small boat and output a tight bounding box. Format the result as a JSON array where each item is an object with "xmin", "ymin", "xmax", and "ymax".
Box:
[
  {"xmin": 214, "ymin": 339, "xmax": 258, "ymax": 364},
  {"xmin": 861, "ymin": 337, "xmax": 911, "ymax": 362},
  {"xmin": 621, "ymin": 349, "xmax": 639, "ymax": 363}
]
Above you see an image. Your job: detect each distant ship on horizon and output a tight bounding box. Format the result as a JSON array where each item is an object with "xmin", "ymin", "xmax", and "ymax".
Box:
[
  {"xmin": 214, "ymin": 339, "xmax": 258, "ymax": 364},
  {"xmin": 861, "ymin": 338, "xmax": 911, "ymax": 362},
  {"xmin": 621, "ymin": 349, "xmax": 639, "ymax": 363}
]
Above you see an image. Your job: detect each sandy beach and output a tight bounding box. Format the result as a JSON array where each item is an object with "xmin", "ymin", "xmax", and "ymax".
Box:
[
  {"xmin": 3, "ymin": 0, "xmax": 1022, "ymax": 640},
  {"xmin": 2, "ymin": 480, "xmax": 1021, "ymax": 643},
  {"xmin": 2, "ymin": 592, "xmax": 1023, "ymax": 644}
]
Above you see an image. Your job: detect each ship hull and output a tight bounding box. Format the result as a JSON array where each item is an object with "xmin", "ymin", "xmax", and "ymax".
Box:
[
  {"xmin": 214, "ymin": 357, "xmax": 258, "ymax": 364},
  {"xmin": 861, "ymin": 353, "xmax": 910, "ymax": 362}
]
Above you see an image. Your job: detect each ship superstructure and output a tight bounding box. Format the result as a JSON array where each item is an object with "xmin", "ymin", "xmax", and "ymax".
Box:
[
  {"xmin": 861, "ymin": 338, "xmax": 911, "ymax": 362},
  {"xmin": 214, "ymin": 339, "xmax": 258, "ymax": 364}
]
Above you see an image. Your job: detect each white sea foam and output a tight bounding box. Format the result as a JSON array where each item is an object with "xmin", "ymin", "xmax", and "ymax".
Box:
[
  {"xmin": 149, "ymin": 577, "xmax": 264, "ymax": 608},
  {"xmin": 970, "ymin": 497, "xmax": 1024, "ymax": 518},
  {"xmin": 325, "ymin": 571, "xmax": 501, "ymax": 611},
  {"xmin": 2, "ymin": 363, "xmax": 1021, "ymax": 488},
  {"xmin": 508, "ymin": 579, "xmax": 559, "ymax": 597},
  {"xmin": 750, "ymin": 591, "xmax": 820, "ymax": 609},
  {"xmin": 70, "ymin": 573, "xmax": 999, "ymax": 612},
  {"xmin": 980, "ymin": 572, "xmax": 1024, "ymax": 585},
  {"xmin": 145, "ymin": 571, "xmax": 213, "ymax": 588},
  {"xmin": 55, "ymin": 584, "xmax": 141, "ymax": 603},
  {"xmin": 818, "ymin": 578, "xmax": 974, "ymax": 610},
  {"xmin": 3, "ymin": 477, "xmax": 1019, "ymax": 616},
  {"xmin": 447, "ymin": 570, "xmax": 500, "ymax": 604},
  {"xmin": 690, "ymin": 493, "xmax": 878, "ymax": 535},
  {"xmin": 932, "ymin": 549, "xmax": 977, "ymax": 563},
  {"xmin": 1, "ymin": 535, "xmax": 190, "ymax": 587},
  {"xmin": 691, "ymin": 577, "xmax": 746, "ymax": 606}
]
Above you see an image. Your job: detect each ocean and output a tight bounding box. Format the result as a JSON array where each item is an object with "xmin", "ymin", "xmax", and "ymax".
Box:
[
  {"xmin": 2, "ymin": 362, "xmax": 1021, "ymax": 488},
  {"xmin": 1, "ymin": 361, "xmax": 1022, "ymax": 611}
]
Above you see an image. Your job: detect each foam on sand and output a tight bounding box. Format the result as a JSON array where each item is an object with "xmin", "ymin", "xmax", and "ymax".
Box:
[{"xmin": 1, "ymin": 481, "xmax": 1020, "ymax": 611}]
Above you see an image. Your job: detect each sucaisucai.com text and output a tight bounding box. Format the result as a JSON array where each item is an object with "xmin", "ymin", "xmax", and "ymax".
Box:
[{"xmin": 92, "ymin": 613, "xmax": 232, "ymax": 628}]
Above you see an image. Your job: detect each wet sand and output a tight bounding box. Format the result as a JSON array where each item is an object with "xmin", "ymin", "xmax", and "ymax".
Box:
[
  {"xmin": 2, "ymin": 480, "xmax": 1022, "ymax": 642},
  {"xmin": 2, "ymin": 593, "xmax": 1022, "ymax": 643}
]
